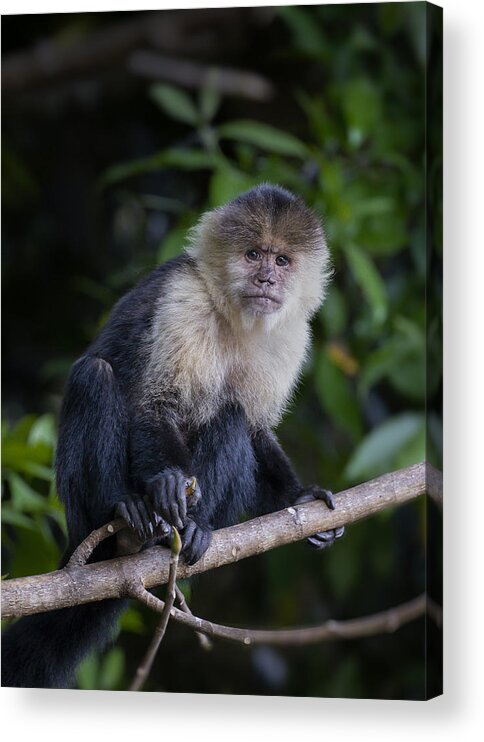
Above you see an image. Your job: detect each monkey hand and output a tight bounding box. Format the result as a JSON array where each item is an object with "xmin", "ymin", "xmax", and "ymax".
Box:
[
  {"xmin": 145, "ymin": 468, "xmax": 200, "ymax": 530},
  {"xmin": 115, "ymin": 495, "xmax": 172, "ymax": 545},
  {"xmin": 180, "ymin": 519, "xmax": 212, "ymax": 566},
  {"xmin": 294, "ymin": 486, "xmax": 345, "ymax": 550}
]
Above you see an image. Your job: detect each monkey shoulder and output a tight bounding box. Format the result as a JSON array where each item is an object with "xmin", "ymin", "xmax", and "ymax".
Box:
[{"xmin": 87, "ymin": 256, "xmax": 194, "ymax": 379}]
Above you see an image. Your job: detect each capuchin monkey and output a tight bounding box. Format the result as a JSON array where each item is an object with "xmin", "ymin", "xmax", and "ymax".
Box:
[{"xmin": 2, "ymin": 184, "xmax": 344, "ymax": 689}]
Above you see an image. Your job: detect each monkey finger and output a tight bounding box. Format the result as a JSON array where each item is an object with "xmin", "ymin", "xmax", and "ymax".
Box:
[
  {"xmin": 307, "ymin": 526, "xmax": 345, "ymax": 549},
  {"xmin": 166, "ymin": 472, "xmax": 184, "ymax": 529},
  {"xmin": 181, "ymin": 520, "xmax": 212, "ymax": 565},
  {"xmin": 136, "ymin": 498, "xmax": 154, "ymax": 540},
  {"xmin": 125, "ymin": 498, "xmax": 148, "ymax": 542},
  {"xmin": 151, "ymin": 473, "xmax": 172, "ymax": 525},
  {"xmin": 114, "ymin": 501, "xmax": 134, "ymax": 530},
  {"xmin": 312, "ymin": 488, "xmax": 335, "ymax": 510},
  {"xmin": 143, "ymin": 496, "xmax": 170, "ymax": 536}
]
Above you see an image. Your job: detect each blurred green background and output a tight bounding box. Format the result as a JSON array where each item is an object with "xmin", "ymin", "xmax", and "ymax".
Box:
[{"xmin": 1, "ymin": 3, "xmax": 442, "ymax": 698}]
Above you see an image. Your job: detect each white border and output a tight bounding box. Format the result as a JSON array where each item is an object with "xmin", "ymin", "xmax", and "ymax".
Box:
[{"xmin": 1, "ymin": 0, "xmax": 483, "ymax": 740}]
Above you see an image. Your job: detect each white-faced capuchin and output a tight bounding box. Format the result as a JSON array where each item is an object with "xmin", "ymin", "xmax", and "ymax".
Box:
[{"xmin": 2, "ymin": 184, "xmax": 344, "ymax": 688}]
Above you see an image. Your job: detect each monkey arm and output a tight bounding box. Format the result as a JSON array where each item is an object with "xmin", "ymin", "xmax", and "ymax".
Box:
[
  {"xmin": 251, "ymin": 428, "xmax": 301, "ymax": 514},
  {"xmin": 128, "ymin": 407, "xmax": 192, "ymax": 486},
  {"xmin": 124, "ymin": 407, "xmax": 211, "ymax": 563},
  {"xmin": 252, "ymin": 428, "xmax": 344, "ymax": 549}
]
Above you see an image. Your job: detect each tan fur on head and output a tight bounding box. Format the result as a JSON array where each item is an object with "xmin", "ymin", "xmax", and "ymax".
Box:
[{"xmin": 143, "ymin": 185, "xmax": 331, "ymax": 430}]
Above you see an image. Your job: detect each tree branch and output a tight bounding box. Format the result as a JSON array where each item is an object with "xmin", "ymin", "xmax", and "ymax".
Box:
[
  {"xmin": 1, "ymin": 462, "xmax": 439, "ymax": 620},
  {"xmin": 131, "ymin": 587, "xmax": 429, "ymax": 646},
  {"xmin": 2, "ymin": 9, "xmax": 274, "ymax": 98}
]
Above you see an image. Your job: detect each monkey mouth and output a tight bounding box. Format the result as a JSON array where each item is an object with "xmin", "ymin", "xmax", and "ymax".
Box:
[{"xmin": 242, "ymin": 294, "xmax": 282, "ymax": 313}]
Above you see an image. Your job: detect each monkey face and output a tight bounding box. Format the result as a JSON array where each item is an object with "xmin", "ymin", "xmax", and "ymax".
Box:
[
  {"xmin": 187, "ymin": 184, "xmax": 332, "ymax": 326},
  {"xmin": 237, "ymin": 244, "xmax": 295, "ymax": 316}
]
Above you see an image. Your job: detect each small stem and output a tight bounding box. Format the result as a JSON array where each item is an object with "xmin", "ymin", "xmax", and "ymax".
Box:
[
  {"xmin": 175, "ymin": 584, "xmax": 212, "ymax": 651},
  {"xmin": 129, "ymin": 528, "xmax": 181, "ymax": 691}
]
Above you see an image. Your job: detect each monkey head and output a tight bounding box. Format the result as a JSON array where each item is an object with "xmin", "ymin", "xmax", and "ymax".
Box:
[{"xmin": 187, "ymin": 184, "xmax": 331, "ymax": 329}]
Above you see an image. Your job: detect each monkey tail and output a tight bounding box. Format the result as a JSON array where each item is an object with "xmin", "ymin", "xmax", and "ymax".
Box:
[
  {"xmin": 1, "ymin": 600, "xmax": 126, "ymax": 688},
  {"xmin": 2, "ymin": 354, "xmax": 130, "ymax": 689}
]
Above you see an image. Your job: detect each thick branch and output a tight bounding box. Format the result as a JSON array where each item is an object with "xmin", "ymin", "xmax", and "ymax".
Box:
[{"xmin": 1, "ymin": 463, "xmax": 438, "ymax": 619}]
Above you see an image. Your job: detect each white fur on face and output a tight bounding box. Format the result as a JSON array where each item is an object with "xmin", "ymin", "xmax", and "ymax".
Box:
[{"xmin": 142, "ymin": 260, "xmax": 311, "ymax": 430}]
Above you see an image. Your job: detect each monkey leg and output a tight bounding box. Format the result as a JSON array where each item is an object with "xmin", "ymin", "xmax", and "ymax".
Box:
[{"xmin": 295, "ymin": 486, "xmax": 345, "ymax": 550}]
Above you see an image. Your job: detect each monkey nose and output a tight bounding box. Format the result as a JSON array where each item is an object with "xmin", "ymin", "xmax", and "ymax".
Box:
[{"xmin": 255, "ymin": 274, "xmax": 275, "ymax": 285}]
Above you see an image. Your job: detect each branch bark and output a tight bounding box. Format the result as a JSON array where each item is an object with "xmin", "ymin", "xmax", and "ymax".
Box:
[{"xmin": 1, "ymin": 462, "xmax": 440, "ymax": 620}]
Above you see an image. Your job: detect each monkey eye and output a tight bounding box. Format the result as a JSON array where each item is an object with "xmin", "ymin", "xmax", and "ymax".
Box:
[
  {"xmin": 275, "ymin": 255, "xmax": 290, "ymax": 267},
  {"xmin": 246, "ymin": 249, "xmax": 261, "ymax": 262}
]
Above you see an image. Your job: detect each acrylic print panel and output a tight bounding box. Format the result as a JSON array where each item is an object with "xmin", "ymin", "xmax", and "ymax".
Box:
[{"xmin": 1, "ymin": 2, "xmax": 442, "ymax": 699}]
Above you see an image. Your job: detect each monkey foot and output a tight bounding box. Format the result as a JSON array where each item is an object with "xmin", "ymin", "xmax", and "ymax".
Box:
[
  {"xmin": 307, "ymin": 526, "xmax": 345, "ymax": 550},
  {"xmin": 180, "ymin": 519, "xmax": 212, "ymax": 566},
  {"xmin": 295, "ymin": 485, "xmax": 345, "ymax": 550}
]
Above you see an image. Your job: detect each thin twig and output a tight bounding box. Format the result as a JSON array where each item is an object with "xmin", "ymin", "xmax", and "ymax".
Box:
[
  {"xmin": 67, "ymin": 518, "xmax": 126, "ymax": 567},
  {"xmin": 129, "ymin": 529, "xmax": 181, "ymax": 691},
  {"xmin": 130, "ymin": 587, "xmax": 429, "ymax": 647},
  {"xmin": 128, "ymin": 50, "xmax": 274, "ymax": 100},
  {"xmin": 175, "ymin": 585, "xmax": 213, "ymax": 651}
]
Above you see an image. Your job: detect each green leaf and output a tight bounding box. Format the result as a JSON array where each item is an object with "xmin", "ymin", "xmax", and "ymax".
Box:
[
  {"xmin": 209, "ymin": 167, "xmax": 258, "ymax": 208},
  {"xmin": 99, "ymin": 647, "xmax": 124, "ymax": 690},
  {"xmin": 14, "ymin": 461, "xmax": 54, "ymax": 481},
  {"xmin": 119, "ymin": 607, "xmax": 145, "ymax": 634},
  {"xmin": 359, "ymin": 211, "xmax": 408, "ymax": 256},
  {"xmin": 1, "ymin": 506, "xmax": 36, "ymax": 531},
  {"xmin": 101, "ymin": 149, "xmax": 216, "ymax": 187},
  {"xmin": 320, "ymin": 285, "xmax": 348, "ymax": 336},
  {"xmin": 341, "ymin": 78, "xmax": 382, "ymax": 148},
  {"xmin": 217, "ymin": 121, "xmax": 309, "ymax": 158},
  {"xmin": 2, "ymin": 440, "xmax": 53, "ymax": 471},
  {"xmin": 157, "ymin": 213, "xmax": 198, "ymax": 263},
  {"xmin": 76, "ymin": 654, "xmax": 100, "ymax": 690},
  {"xmin": 9, "ymin": 525, "xmax": 60, "ymax": 577},
  {"xmin": 8, "ymin": 416, "xmax": 37, "ymax": 443},
  {"xmin": 344, "ymin": 412, "xmax": 425, "ymax": 482},
  {"xmin": 28, "ymin": 414, "xmax": 56, "ymax": 448},
  {"xmin": 359, "ymin": 318, "xmax": 426, "ymax": 400},
  {"xmin": 315, "ymin": 349, "xmax": 363, "ymax": 441},
  {"xmin": 343, "ymin": 244, "xmax": 388, "ymax": 325},
  {"xmin": 149, "ymin": 84, "xmax": 198, "ymax": 125},
  {"xmin": 8, "ymin": 472, "xmax": 48, "ymax": 514},
  {"xmin": 394, "ymin": 422, "xmax": 426, "ymax": 470},
  {"xmin": 199, "ymin": 72, "xmax": 222, "ymax": 122},
  {"xmin": 278, "ymin": 6, "xmax": 329, "ymax": 57}
]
